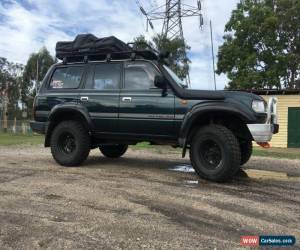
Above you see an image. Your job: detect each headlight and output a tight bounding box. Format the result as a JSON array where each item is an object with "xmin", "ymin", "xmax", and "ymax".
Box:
[{"xmin": 252, "ymin": 100, "xmax": 266, "ymax": 113}]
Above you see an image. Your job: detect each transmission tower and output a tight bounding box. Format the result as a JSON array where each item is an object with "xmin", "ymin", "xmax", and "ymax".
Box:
[
  {"xmin": 137, "ymin": 0, "xmax": 204, "ymax": 86},
  {"xmin": 138, "ymin": 0, "xmax": 203, "ymax": 38},
  {"xmin": 162, "ymin": 0, "xmax": 184, "ymax": 40}
]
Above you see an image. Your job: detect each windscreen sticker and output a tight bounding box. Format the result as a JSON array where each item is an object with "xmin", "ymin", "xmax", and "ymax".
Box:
[{"xmin": 51, "ymin": 80, "xmax": 63, "ymax": 88}]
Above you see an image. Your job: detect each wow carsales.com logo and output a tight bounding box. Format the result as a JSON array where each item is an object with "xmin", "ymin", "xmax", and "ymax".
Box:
[{"xmin": 240, "ymin": 236, "xmax": 296, "ymax": 247}]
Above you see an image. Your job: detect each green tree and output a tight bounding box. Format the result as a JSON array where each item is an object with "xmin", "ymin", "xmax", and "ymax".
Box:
[
  {"xmin": 133, "ymin": 35, "xmax": 151, "ymax": 50},
  {"xmin": 0, "ymin": 58, "xmax": 24, "ymax": 119},
  {"xmin": 133, "ymin": 34, "xmax": 191, "ymax": 80},
  {"xmin": 22, "ymin": 47, "xmax": 55, "ymax": 112},
  {"xmin": 217, "ymin": 0, "xmax": 300, "ymax": 90}
]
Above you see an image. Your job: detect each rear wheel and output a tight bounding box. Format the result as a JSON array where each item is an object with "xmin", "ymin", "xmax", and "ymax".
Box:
[
  {"xmin": 50, "ymin": 121, "xmax": 90, "ymax": 166},
  {"xmin": 99, "ymin": 144, "xmax": 128, "ymax": 158},
  {"xmin": 240, "ymin": 140, "xmax": 253, "ymax": 165},
  {"xmin": 190, "ymin": 125, "xmax": 241, "ymax": 182}
]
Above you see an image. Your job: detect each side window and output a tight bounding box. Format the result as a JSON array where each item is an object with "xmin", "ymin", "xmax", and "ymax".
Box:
[
  {"xmin": 125, "ymin": 62, "xmax": 159, "ymax": 90},
  {"xmin": 49, "ymin": 66, "xmax": 84, "ymax": 89},
  {"xmin": 85, "ymin": 64, "xmax": 121, "ymax": 90}
]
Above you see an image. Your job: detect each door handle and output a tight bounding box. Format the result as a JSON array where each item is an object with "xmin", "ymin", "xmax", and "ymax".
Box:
[
  {"xmin": 80, "ymin": 96, "xmax": 89, "ymax": 102},
  {"xmin": 122, "ymin": 97, "xmax": 132, "ymax": 102}
]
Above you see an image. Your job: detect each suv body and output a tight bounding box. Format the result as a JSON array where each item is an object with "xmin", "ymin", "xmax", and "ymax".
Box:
[{"xmin": 30, "ymin": 56, "xmax": 279, "ymax": 182}]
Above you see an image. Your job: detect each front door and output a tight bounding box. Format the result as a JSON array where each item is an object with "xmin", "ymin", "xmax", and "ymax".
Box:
[
  {"xmin": 119, "ymin": 61, "xmax": 175, "ymax": 138},
  {"xmin": 79, "ymin": 62, "xmax": 121, "ymax": 133}
]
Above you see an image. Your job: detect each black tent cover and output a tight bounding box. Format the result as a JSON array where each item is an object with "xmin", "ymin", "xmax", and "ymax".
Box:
[{"xmin": 56, "ymin": 34, "xmax": 133, "ymax": 60}]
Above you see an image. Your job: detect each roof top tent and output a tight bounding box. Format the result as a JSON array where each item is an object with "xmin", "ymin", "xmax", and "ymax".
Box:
[{"xmin": 55, "ymin": 34, "xmax": 159, "ymax": 63}]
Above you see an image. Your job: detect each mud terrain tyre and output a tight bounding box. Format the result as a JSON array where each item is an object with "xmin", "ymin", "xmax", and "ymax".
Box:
[
  {"xmin": 99, "ymin": 144, "xmax": 128, "ymax": 158},
  {"xmin": 190, "ymin": 125, "xmax": 241, "ymax": 182},
  {"xmin": 50, "ymin": 121, "xmax": 90, "ymax": 166},
  {"xmin": 240, "ymin": 140, "xmax": 253, "ymax": 165}
]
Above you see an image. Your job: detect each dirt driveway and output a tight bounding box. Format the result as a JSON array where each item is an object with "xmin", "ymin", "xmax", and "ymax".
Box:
[{"xmin": 0, "ymin": 145, "xmax": 299, "ymax": 249}]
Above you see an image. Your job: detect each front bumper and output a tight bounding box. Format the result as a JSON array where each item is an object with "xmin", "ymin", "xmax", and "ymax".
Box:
[
  {"xmin": 247, "ymin": 123, "xmax": 279, "ymax": 142},
  {"xmin": 30, "ymin": 121, "xmax": 46, "ymax": 134},
  {"xmin": 247, "ymin": 97, "xmax": 279, "ymax": 143}
]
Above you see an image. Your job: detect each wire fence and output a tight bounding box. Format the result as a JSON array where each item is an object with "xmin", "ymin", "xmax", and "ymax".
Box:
[{"xmin": 0, "ymin": 120, "xmax": 33, "ymax": 135}]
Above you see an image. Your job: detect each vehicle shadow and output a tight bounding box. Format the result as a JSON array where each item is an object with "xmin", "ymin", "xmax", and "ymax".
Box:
[{"xmin": 84, "ymin": 154, "xmax": 190, "ymax": 171}]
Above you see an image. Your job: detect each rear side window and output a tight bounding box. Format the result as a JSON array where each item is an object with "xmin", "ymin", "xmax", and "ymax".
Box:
[
  {"xmin": 49, "ymin": 66, "xmax": 84, "ymax": 89},
  {"xmin": 85, "ymin": 63, "xmax": 121, "ymax": 90}
]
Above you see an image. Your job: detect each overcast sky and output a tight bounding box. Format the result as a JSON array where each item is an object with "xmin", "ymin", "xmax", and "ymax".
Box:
[{"xmin": 0, "ymin": 0, "xmax": 239, "ymax": 89}]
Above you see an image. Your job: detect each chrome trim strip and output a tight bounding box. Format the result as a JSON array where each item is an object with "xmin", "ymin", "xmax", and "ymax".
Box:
[
  {"xmin": 175, "ymin": 114, "xmax": 185, "ymax": 120},
  {"xmin": 89, "ymin": 112, "xmax": 177, "ymax": 119},
  {"xmin": 36, "ymin": 110, "xmax": 181, "ymax": 120},
  {"xmin": 79, "ymin": 92, "xmax": 120, "ymax": 96},
  {"xmin": 90, "ymin": 112, "xmax": 118, "ymax": 118},
  {"xmin": 119, "ymin": 113, "xmax": 174, "ymax": 119}
]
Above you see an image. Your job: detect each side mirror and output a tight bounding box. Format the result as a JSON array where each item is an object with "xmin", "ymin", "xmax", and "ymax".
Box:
[{"xmin": 154, "ymin": 75, "xmax": 167, "ymax": 89}]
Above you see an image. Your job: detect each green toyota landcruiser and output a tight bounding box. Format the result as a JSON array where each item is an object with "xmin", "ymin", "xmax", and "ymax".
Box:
[{"xmin": 30, "ymin": 34, "xmax": 279, "ymax": 182}]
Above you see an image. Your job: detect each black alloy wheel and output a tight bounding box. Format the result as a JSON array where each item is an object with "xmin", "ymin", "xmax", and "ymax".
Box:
[
  {"xmin": 58, "ymin": 132, "xmax": 76, "ymax": 155},
  {"xmin": 50, "ymin": 120, "xmax": 90, "ymax": 166},
  {"xmin": 198, "ymin": 139, "xmax": 223, "ymax": 170},
  {"xmin": 190, "ymin": 125, "xmax": 241, "ymax": 182}
]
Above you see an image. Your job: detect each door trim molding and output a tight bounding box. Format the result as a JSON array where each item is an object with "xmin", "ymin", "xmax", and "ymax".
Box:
[
  {"xmin": 90, "ymin": 112, "xmax": 118, "ymax": 118},
  {"xmin": 119, "ymin": 113, "xmax": 174, "ymax": 120}
]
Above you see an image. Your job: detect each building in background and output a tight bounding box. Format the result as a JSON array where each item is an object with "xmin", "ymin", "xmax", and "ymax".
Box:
[{"xmin": 251, "ymin": 90, "xmax": 300, "ymax": 148}]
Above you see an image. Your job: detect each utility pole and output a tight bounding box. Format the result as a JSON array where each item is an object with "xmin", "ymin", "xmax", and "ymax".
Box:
[
  {"xmin": 0, "ymin": 94, "xmax": 2, "ymax": 130},
  {"xmin": 137, "ymin": 0, "xmax": 204, "ymax": 87},
  {"xmin": 36, "ymin": 57, "xmax": 39, "ymax": 94},
  {"xmin": 2, "ymin": 82, "xmax": 8, "ymax": 133},
  {"xmin": 210, "ymin": 20, "xmax": 217, "ymax": 91}
]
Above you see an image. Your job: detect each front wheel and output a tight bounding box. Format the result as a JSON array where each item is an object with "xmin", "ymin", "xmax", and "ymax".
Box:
[
  {"xmin": 99, "ymin": 144, "xmax": 128, "ymax": 158},
  {"xmin": 190, "ymin": 125, "xmax": 241, "ymax": 182}
]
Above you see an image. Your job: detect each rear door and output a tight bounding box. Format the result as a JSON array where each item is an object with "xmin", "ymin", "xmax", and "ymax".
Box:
[
  {"xmin": 79, "ymin": 62, "xmax": 122, "ymax": 133},
  {"xmin": 119, "ymin": 61, "xmax": 175, "ymax": 137}
]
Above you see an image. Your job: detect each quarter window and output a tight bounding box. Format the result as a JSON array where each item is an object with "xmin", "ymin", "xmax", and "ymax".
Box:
[{"xmin": 50, "ymin": 66, "xmax": 84, "ymax": 89}]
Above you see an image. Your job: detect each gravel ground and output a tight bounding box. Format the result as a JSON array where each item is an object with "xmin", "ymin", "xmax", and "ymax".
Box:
[{"xmin": 0, "ymin": 145, "xmax": 299, "ymax": 250}]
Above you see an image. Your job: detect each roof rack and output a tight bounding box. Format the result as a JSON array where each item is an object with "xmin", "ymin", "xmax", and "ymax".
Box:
[{"xmin": 61, "ymin": 49, "xmax": 159, "ymax": 64}]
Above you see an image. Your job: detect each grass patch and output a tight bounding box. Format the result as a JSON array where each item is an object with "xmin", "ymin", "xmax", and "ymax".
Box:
[
  {"xmin": 0, "ymin": 133, "xmax": 43, "ymax": 146},
  {"xmin": 132, "ymin": 142, "xmax": 152, "ymax": 149},
  {"xmin": 252, "ymin": 147, "xmax": 300, "ymax": 159}
]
